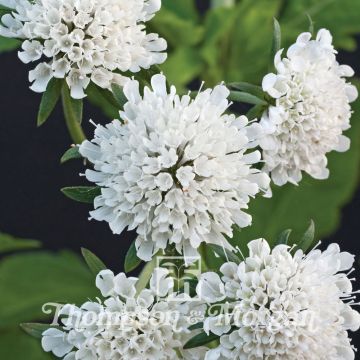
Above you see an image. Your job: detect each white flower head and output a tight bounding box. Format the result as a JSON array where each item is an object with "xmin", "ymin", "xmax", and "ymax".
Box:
[
  {"xmin": 197, "ymin": 239, "xmax": 360, "ymax": 359},
  {"xmin": 0, "ymin": 0, "xmax": 167, "ymax": 98},
  {"xmin": 79, "ymin": 74, "xmax": 270, "ymax": 263},
  {"xmin": 42, "ymin": 267, "xmax": 206, "ymax": 360},
  {"xmin": 260, "ymin": 28, "xmax": 358, "ymax": 186}
]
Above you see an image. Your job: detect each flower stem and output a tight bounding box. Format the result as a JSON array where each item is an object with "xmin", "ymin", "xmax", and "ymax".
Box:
[
  {"xmin": 199, "ymin": 244, "xmax": 209, "ymax": 272},
  {"xmin": 61, "ymin": 85, "xmax": 86, "ymax": 144},
  {"xmin": 135, "ymin": 255, "xmax": 158, "ymax": 294}
]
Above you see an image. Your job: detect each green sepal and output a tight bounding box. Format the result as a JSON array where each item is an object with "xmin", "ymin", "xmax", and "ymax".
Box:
[
  {"xmin": 270, "ymin": 17, "xmax": 281, "ymax": 61},
  {"xmin": 297, "ymin": 220, "xmax": 316, "ymax": 252},
  {"xmin": 276, "ymin": 229, "xmax": 292, "ymax": 245}
]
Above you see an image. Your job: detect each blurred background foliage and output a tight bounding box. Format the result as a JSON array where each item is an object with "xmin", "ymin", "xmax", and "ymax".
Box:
[{"xmin": 0, "ymin": 0, "xmax": 359, "ymax": 358}]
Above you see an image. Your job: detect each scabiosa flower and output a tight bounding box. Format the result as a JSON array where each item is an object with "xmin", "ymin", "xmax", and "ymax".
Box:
[
  {"xmin": 79, "ymin": 74, "xmax": 270, "ymax": 263},
  {"xmin": 41, "ymin": 268, "xmax": 206, "ymax": 360},
  {"xmin": 0, "ymin": 0, "xmax": 167, "ymax": 98},
  {"xmin": 196, "ymin": 239, "xmax": 360, "ymax": 360},
  {"xmin": 259, "ymin": 29, "xmax": 358, "ymax": 186}
]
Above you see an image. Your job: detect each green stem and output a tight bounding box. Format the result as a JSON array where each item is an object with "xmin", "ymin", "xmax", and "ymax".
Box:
[
  {"xmin": 61, "ymin": 86, "xmax": 86, "ymax": 144},
  {"xmin": 199, "ymin": 244, "xmax": 209, "ymax": 272},
  {"xmin": 135, "ymin": 255, "xmax": 158, "ymax": 294}
]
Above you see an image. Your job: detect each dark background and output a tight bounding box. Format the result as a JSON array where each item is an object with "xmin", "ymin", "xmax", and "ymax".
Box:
[{"xmin": 0, "ymin": 0, "xmax": 359, "ymax": 348}]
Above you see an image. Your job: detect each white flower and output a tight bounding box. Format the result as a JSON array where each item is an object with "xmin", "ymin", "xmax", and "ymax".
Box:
[
  {"xmin": 260, "ymin": 29, "xmax": 358, "ymax": 186},
  {"xmin": 42, "ymin": 267, "xmax": 206, "ymax": 360},
  {"xmin": 79, "ymin": 74, "xmax": 270, "ymax": 263},
  {"xmin": 0, "ymin": 0, "xmax": 167, "ymax": 98},
  {"xmin": 197, "ymin": 239, "xmax": 360, "ymax": 359}
]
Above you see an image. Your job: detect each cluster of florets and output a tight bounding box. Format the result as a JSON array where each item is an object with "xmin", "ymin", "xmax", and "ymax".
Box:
[
  {"xmin": 0, "ymin": 0, "xmax": 167, "ymax": 98},
  {"xmin": 79, "ymin": 74, "xmax": 270, "ymax": 263},
  {"xmin": 197, "ymin": 239, "xmax": 360, "ymax": 359},
  {"xmin": 259, "ymin": 29, "xmax": 358, "ymax": 185},
  {"xmin": 42, "ymin": 267, "xmax": 207, "ymax": 360}
]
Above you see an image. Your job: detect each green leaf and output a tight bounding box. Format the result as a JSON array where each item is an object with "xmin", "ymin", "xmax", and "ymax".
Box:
[
  {"xmin": 0, "ymin": 37, "xmax": 20, "ymax": 52},
  {"xmin": 124, "ymin": 241, "xmax": 142, "ymax": 273},
  {"xmin": 0, "ymin": 328, "xmax": 52, "ymax": 360},
  {"xmin": 81, "ymin": 248, "xmax": 107, "ymax": 276},
  {"xmin": 246, "ymin": 104, "xmax": 267, "ymax": 120},
  {"xmin": 281, "ymin": 0, "xmax": 360, "ymax": 51},
  {"xmin": 208, "ymin": 244, "xmax": 241, "ymax": 264},
  {"xmin": 161, "ymin": 0, "xmax": 199, "ymax": 22},
  {"xmin": 276, "ymin": 229, "xmax": 292, "ymax": 245},
  {"xmin": 37, "ymin": 78, "xmax": 62, "ymax": 126},
  {"xmin": 270, "ymin": 17, "xmax": 281, "ymax": 62},
  {"xmin": 228, "ymin": 91, "xmax": 268, "ymax": 106},
  {"xmin": 0, "ymin": 251, "xmax": 98, "ymax": 328},
  {"xmin": 86, "ymin": 83, "xmax": 119, "ymax": 119},
  {"xmin": 20, "ymin": 323, "xmax": 59, "ymax": 339},
  {"xmin": 61, "ymin": 186, "xmax": 100, "ymax": 204},
  {"xmin": 232, "ymin": 94, "xmax": 360, "ymax": 251},
  {"xmin": 227, "ymin": 82, "xmax": 264, "ymax": 98},
  {"xmin": 60, "ymin": 146, "xmax": 82, "ymax": 164},
  {"xmin": 111, "ymin": 84, "xmax": 127, "ymax": 108},
  {"xmin": 0, "ymin": 232, "xmax": 41, "ymax": 254},
  {"xmin": 183, "ymin": 331, "xmax": 220, "ymax": 349},
  {"xmin": 188, "ymin": 322, "xmax": 204, "ymax": 331},
  {"xmin": 161, "ymin": 47, "xmax": 203, "ymax": 89},
  {"xmin": 151, "ymin": 8, "xmax": 204, "ymax": 48},
  {"xmin": 297, "ymin": 220, "xmax": 316, "ymax": 252}
]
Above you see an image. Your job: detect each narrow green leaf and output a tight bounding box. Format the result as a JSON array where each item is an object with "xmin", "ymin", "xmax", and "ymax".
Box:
[
  {"xmin": 246, "ymin": 104, "xmax": 266, "ymax": 120},
  {"xmin": 276, "ymin": 229, "xmax": 292, "ymax": 245},
  {"xmin": 297, "ymin": 220, "xmax": 316, "ymax": 252},
  {"xmin": 184, "ymin": 331, "xmax": 220, "ymax": 349},
  {"xmin": 0, "ymin": 232, "xmax": 41, "ymax": 254},
  {"xmin": 124, "ymin": 241, "xmax": 142, "ymax": 273},
  {"xmin": 111, "ymin": 84, "xmax": 127, "ymax": 108},
  {"xmin": 86, "ymin": 83, "xmax": 119, "ymax": 119},
  {"xmin": 81, "ymin": 248, "xmax": 107, "ymax": 276},
  {"xmin": 60, "ymin": 146, "xmax": 82, "ymax": 164},
  {"xmin": 188, "ymin": 322, "xmax": 204, "ymax": 331},
  {"xmin": 208, "ymin": 244, "xmax": 241, "ymax": 264},
  {"xmin": 228, "ymin": 91, "xmax": 267, "ymax": 106},
  {"xmin": 227, "ymin": 82, "xmax": 264, "ymax": 98},
  {"xmin": 270, "ymin": 17, "xmax": 281, "ymax": 60},
  {"xmin": 20, "ymin": 323, "xmax": 59, "ymax": 339},
  {"xmin": 37, "ymin": 78, "xmax": 62, "ymax": 126},
  {"xmin": 61, "ymin": 186, "xmax": 101, "ymax": 204}
]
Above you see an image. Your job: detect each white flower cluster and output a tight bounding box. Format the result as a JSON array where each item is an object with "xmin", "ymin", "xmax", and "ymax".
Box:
[
  {"xmin": 79, "ymin": 74, "xmax": 270, "ymax": 263},
  {"xmin": 260, "ymin": 29, "xmax": 358, "ymax": 185},
  {"xmin": 42, "ymin": 267, "xmax": 206, "ymax": 360},
  {"xmin": 197, "ymin": 239, "xmax": 360, "ymax": 360},
  {"xmin": 0, "ymin": 0, "xmax": 166, "ymax": 98}
]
